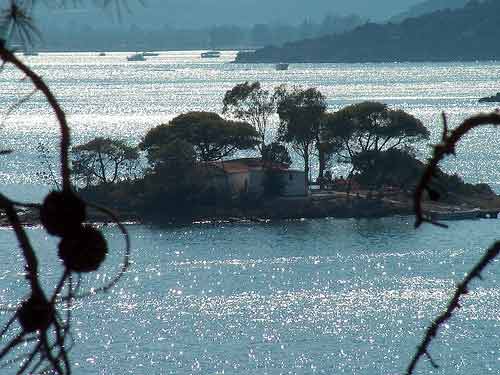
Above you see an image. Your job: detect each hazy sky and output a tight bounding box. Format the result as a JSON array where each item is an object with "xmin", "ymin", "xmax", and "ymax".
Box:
[{"xmin": 31, "ymin": 0, "xmax": 427, "ymax": 29}]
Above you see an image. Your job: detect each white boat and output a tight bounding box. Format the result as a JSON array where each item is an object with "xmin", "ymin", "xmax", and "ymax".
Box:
[
  {"xmin": 201, "ymin": 51, "xmax": 221, "ymax": 58},
  {"xmin": 142, "ymin": 51, "xmax": 160, "ymax": 57},
  {"xmin": 127, "ymin": 53, "xmax": 146, "ymax": 61},
  {"xmin": 275, "ymin": 63, "xmax": 289, "ymax": 71}
]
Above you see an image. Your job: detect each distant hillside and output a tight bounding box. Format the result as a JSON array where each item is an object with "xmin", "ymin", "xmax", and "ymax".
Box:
[
  {"xmin": 235, "ymin": 0, "xmax": 500, "ymax": 63},
  {"xmin": 32, "ymin": 0, "xmax": 419, "ymax": 30},
  {"xmin": 390, "ymin": 0, "xmax": 472, "ymax": 22},
  {"xmin": 29, "ymin": 11, "xmax": 364, "ymax": 52}
]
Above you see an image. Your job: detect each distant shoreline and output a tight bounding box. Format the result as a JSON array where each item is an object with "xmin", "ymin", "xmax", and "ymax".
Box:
[{"xmin": 13, "ymin": 49, "xmax": 500, "ymax": 65}]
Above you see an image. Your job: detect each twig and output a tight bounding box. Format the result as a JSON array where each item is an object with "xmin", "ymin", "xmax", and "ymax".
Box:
[
  {"xmin": 414, "ymin": 112, "xmax": 500, "ymax": 228},
  {"xmin": 408, "ymin": 112, "xmax": 500, "ymax": 374},
  {"xmin": 406, "ymin": 241, "xmax": 500, "ymax": 374},
  {"xmin": 0, "ymin": 42, "xmax": 71, "ymax": 190}
]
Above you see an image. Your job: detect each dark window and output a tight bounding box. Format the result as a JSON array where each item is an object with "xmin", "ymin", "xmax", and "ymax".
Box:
[{"xmin": 289, "ymin": 173, "xmax": 293, "ymax": 181}]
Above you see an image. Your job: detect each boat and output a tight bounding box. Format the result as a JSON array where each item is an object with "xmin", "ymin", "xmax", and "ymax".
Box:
[
  {"xmin": 428, "ymin": 208, "xmax": 481, "ymax": 221},
  {"xmin": 201, "ymin": 51, "xmax": 221, "ymax": 58},
  {"xmin": 479, "ymin": 92, "xmax": 500, "ymax": 103},
  {"xmin": 98, "ymin": 52, "xmax": 106, "ymax": 56},
  {"xmin": 127, "ymin": 53, "xmax": 146, "ymax": 61},
  {"xmin": 142, "ymin": 51, "xmax": 160, "ymax": 57},
  {"xmin": 275, "ymin": 63, "xmax": 289, "ymax": 71},
  {"xmin": 23, "ymin": 51, "xmax": 38, "ymax": 56}
]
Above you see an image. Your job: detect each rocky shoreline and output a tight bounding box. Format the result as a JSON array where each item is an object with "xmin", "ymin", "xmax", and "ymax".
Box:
[
  {"xmin": 4, "ymin": 190, "xmax": 500, "ymax": 227},
  {"xmin": 136, "ymin": 190, "xmax": 500, "ymax": 224}
]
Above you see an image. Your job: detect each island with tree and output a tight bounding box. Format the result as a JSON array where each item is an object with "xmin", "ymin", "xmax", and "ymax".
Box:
[{"xmin": 56, "ymin": 82, "xmax": 500, "ymax": 224}]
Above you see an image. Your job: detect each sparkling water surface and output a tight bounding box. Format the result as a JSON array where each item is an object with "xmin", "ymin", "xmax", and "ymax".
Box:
[{"xmin": 0, "ymin": 52, "xmax": 500, "ymax": 374}]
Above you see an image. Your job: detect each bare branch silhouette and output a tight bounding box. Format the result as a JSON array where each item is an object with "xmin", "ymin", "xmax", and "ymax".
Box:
[
  {"xmin": 0, "ymin": 2, "xmax": 137, "ymax": 372},
  {"xmin": 407, "ymin": 111, "xmax": 500, "ymax": 374}
]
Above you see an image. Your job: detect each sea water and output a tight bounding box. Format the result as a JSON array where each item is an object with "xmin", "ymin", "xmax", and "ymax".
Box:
[{"xmin": 0, "ymin": 51, "xmax": 500, "ymax": 374}]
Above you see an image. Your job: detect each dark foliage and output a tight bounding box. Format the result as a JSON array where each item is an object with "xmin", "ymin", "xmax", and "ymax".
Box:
[
  {"xmin": 222, "ymin": 81, "xmax": 276, "ymax": 152},
  {"xmin": 352, "ymin": 148, "xmax": 423, "ymax": 189},
  {"xmin": 323, "ymin": 102, "xmax": 429, "ymax": 159},
  {"xmin": 141, "ymin": 111, "xmax": 259, "ymax": 162},
  {"xmin": 71, "ymin": 137, "xmax": 139, "ymax": 186},
  {"xmin": 261, "ymin": 142, "xmax": 292, "ymax": 166},
  {"xmin": 276, "ymin": 86, "xmax": 326, "ymax": 184}
]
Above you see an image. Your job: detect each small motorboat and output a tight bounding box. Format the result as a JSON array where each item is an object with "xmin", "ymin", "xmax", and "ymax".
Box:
[
  {"xmin": 275, "ymin": 63, "xmax": 289, "ymax": 71},
  {"xmin": 201, "ymin": 51, "xmax": 221, "ymax": 58},
  {"xmin": 479, "ymin": 92, "xmax": 500, "ymax": 103},
  {"xmin": 428, "ymin": 208, "xmax": 481, "ymax": 221},
  {"xmin": 127, "ymin": 53, "xmax": 146, "ymax": 61},
  {"xmin": 142, "ymin": 51, "xmax": 160, "ymax": 57}
]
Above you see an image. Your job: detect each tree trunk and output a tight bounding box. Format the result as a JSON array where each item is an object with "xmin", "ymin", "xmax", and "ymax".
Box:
[
  {"xmin": 97, "ymin": 150, "xmax": 107, "ymax": 183},
  {"xmin": 346, "ymin": 167, "xmax": 355, "ymax": 199},
  {"xmin": 317, "ymin": 145, "xmax": 325, "ymax": 189},
  {"xmin": 303, "ymin": 150, "xmax": 310, "ymax": 189}
]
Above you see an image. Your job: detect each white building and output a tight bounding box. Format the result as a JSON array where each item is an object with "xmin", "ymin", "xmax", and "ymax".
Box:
[{"xmin": 206, "ymin": 158, "xmax": 307, "ymax": 198}]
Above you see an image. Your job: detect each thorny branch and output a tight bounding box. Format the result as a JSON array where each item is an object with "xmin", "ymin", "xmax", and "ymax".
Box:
[
  {"xmin": 0, "ymin": 41, "xmax": 71, "ymax": 190},
  {"xmin": 407, "ymin": 111, "xmax": 500, "ymax": 374},
  {"xmin": 414, "ymin": 112, "xmax": 500, "ymax": 227},
  {"xmin": 0, "ymin": 18, "xmax": 131, "ymax": 375}
]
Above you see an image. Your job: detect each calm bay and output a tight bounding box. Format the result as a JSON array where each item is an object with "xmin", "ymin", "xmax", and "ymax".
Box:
[{"xmin": 0, "ymin": 51, "xmax": 500, "ymax": 373}]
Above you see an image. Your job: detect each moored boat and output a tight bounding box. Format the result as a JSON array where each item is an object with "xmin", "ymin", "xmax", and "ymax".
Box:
[
  {"xmin": 275, "ymin": 63, "xmax": 289, "ymax": 71},
  {"xmin": 201, "ymin": 51, "xmax": 221, "ymax": 58},
  {"xmin": 428, "ymin": 208, "xmax": 481, "ymax": 221},
  {"xmin": 479, "ymin": 92, "xmax": 500, "ymax": 103},
  {"xmin": 127, "ymin": 53, "xmax": 146, "ymax": 61}
]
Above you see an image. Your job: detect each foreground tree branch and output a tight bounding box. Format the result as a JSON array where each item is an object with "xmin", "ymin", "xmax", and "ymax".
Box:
[
  {"xmin": 0, "ymin": 41, "xmax": 71, "ymax": 190},
  {"xmin": 0, "ymin": 34, "xmax": 131, "ymax": 375},
  {"xmin": 407, "ymin": 111, "xmax": 500, "ymax": 374},
  {"xmin": 414, "ymin": 112, "xmax": 500, "ymax": 227}
]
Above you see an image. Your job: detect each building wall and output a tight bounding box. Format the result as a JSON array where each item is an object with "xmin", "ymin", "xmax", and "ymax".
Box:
[
  {"xmin": 281, "ymin": 170, "xmax": 307, "ymax": 196},
  {"xmin": 248, "ymin": 170, "xmax": 265, "ymax": 194},
  {"xmin": 227, "ymin": 172, "xmax": 250, "ymax": 195},
  {"xmin": 209, "ymin": 168, "xmax": 307, "ymax": 198}
]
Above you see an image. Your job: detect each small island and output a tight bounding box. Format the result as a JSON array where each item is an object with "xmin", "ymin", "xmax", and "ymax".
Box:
[{"xmin": 28, "ymin": 82, "xmax": 500, "ymax": 226}]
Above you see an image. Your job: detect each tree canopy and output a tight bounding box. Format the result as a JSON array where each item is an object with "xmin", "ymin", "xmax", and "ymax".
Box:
[
  {"xmin": 71, "ymin": 137, "xmax": 139, "ymax": 186},
  {"xmin": 351, "ymin": 148, "xmax": 424, "ymax": 189},
  {"xmin": 323, "ymin": 101, "xmax": 429, "ymax": 163},
  {"xmin": 276, "ymin": 86, "xmax": 327, "ymax": 184},
  {"xmin": 261, "ymin": 142, "xmax": 292, "ymax": 166},
  {"xmin": 144, "ymin": 138, "xmax": 197, "ymax": 177},
  {"xmin": 222, "ymin": 81, "xmax": 276, "ymax": 152},
  {"xmin": 140, "ymin": 111, "xmax": 260, "ymax": 162}
]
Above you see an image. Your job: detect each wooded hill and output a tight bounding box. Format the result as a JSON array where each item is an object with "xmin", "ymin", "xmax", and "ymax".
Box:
[
  {"xmin": 389, "ymin": 0, "xmax": 471, "ymax": 23},
  {"xmin": 235, "ymin": 0, "xmax": 500, "ymax": 63}
]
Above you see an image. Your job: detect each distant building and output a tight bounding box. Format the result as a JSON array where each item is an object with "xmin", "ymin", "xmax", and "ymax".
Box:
[{"xmin": 205, "ymin": 158, "xmax": 307, "ymax": 198}]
